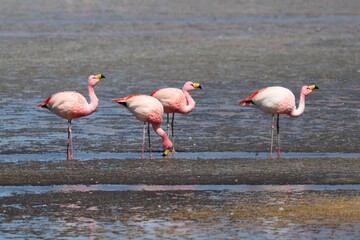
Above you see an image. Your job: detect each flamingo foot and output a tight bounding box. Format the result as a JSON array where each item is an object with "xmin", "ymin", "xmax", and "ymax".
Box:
[
  {"xmin": 149, "ymin": 148, "xmax": 153, "ymax": 159},
  {"xmin": 66, "ymin": 152, "xmax": 74, "ymax": 160},
  {"xmin": 66, "ymin": 144, "xmax": 74, "ymax": 160}
]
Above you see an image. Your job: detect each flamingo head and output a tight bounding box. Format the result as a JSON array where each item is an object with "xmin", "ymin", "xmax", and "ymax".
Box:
[
  {"xmin": 88, "ymin": 73, "xmax": 105, "ymax": 86},
  {"xmin": 301, "ymin": 84, "xmax": 319, "ymax": 96},
  {"xmin": 163, "ymin": 138, "xmax": 173, "ymax": 151},
  {"xmin": 163, "ymin": 149, "xmax": 170, "ymax": 158},
  {"xmin": 183, "ymin": 81, "xmax": 202, "ymax": 91},
  {"xmin": 161, "ymin": 134, "xmax": 173, "ymax": 158}
]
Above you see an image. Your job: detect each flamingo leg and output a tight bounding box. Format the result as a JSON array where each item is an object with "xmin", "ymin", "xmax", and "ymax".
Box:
[
  {"xmin": 66, "ymin": 119, "xmax": 74, "ymax": 160},
  {"xmin": 277, "ymin": 114, "xmax": 281, "ymax": 158},
  {"xmin": 148, "ymin": 122, "xmax": 152, "ymax": 159},
  {"xmin": 270, "ymin": 114, "xmax": 274, "ymax": 158},
  {"xmin": 166, "ymin": 113, "xmax": 170, "ymax": 139},
  {"xmin": 141, "ymin": 122, "xmax": 146, "ymax": 159},
  {"xmin": 171, "ymin": 113, "xmax": 176, "ymax": 153}
]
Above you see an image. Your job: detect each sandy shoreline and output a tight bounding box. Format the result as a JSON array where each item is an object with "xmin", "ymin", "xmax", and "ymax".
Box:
[{"xmin": 1, "ymin": 157, "xmax": 359, "ymax": 186}]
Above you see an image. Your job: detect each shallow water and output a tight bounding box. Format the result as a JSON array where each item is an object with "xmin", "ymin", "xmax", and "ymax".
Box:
[
  {"xmin": 1, "ymin": 151, "xmax": 360, "ymax": 163},
  {"xmin": 1, "ymin": 184, "xmax": 360, "ymax": 197},
  {"xmin": 1, "ymin": 1, "xmax": 360, "ymax": 156}
]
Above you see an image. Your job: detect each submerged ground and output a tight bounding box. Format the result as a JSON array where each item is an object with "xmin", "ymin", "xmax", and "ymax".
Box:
[{"xmin": 0, "ymin": 0, "xmax": 359, "ymax": 239}]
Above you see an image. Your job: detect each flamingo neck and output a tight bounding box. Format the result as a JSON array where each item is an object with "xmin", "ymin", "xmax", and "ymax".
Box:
[
  {"xmin": 182, "ymin": 89, "xmax": 196, "ymax": 113},
  {"xmin": 290, "ymin": 92, "xmax": 306, "ymax": 117},
  {"xmin": 152, "ymin": 124, "xmax": 173, "ymax": 150},
  {"xmin": 88, "ymin": 84, "xmax": 99, "ymax": 113}
]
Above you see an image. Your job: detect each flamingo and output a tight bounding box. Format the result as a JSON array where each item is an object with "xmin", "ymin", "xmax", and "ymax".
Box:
[
  {"xmin": 37, "ymin": 74, "xmax": 105, "ymax": 160},
  {"xmin": 239, "ymin": 84, "xmax": 319, "ymax": 158},
  {"xmin": 150, "ymin": 81, "xmax": 202, "ymax": 152},
  {"xmin": 112, "ymin": 94, "xmax": 172, "ymax": 159}
]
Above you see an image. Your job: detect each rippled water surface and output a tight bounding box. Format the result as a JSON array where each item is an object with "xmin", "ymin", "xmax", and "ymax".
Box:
[
  {"xmin": 1, "ymin": 0, "xmax": 360, "ymax": 239},
  {"xmin": 1, "ymin": 1, "xmax": 360, "ymax": 156}
]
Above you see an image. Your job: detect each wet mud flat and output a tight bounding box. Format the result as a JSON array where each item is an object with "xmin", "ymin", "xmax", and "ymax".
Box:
[
  {"xmin": 0, "ymin": 188, "xmax": 359, "ymax": 238},
  {"xmin": 0, "ymin": 158, "xmax": 359, "ymax": 238},
  {"xmin": 1, "ymin": 157, "xmax": 360, "ymax": 185}
]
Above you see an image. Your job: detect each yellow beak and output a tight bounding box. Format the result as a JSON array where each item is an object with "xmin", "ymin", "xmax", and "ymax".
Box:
[
  {"xmin": 163, "ymin": 149, "xmax": 170, "ymax": 158},
  {"xmin": 193, "ymin": 83, "xmax": 202, "ymax": 89},
  {"xmin": 309, "ymin": 85, "xmax": 319, "ymax": 90},
  {"xmin": 95, "ymin": 74, "xmax": 106, "ymax": 79}
]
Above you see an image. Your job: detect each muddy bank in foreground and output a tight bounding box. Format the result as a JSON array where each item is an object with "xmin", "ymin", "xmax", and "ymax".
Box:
[
  {"xmin": 1, "ymin": 157, "xmax": 359, "ymax": 238},
  {"xmin": 0, "ymin": 188, "xmax": 359, "ymax": 239},
  {"xmin": 1, "ymin": 158, "xmax": 359, "ymax": 186}
]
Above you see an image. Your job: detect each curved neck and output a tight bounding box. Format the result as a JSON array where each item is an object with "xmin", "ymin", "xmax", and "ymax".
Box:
[
  {"xmin": 152, "ymin": 124, "xmax": 172, "ymax": 150},
  {"xmin": 290, "ymin": 92, "xmax": 306, "ymax": 117},
  {"xmin": 182, "ymin": 90, "xmax": 196, "ymax": 113},
  {"xmin": 88, "ymin": 84, "xmax": 99, "ymax": 113}
]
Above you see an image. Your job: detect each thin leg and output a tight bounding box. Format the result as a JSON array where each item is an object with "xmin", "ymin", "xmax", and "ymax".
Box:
[
  {"xmin": 270, "ymin": 114, "xmax": 274, "ymax": 158},
  {"xmin": 148, "ymin": 122, "xmax": 152, "ymax": 159},
  {"xmin": 141, "ymin": 122, "xmax": 146, "ymax": 159},
  {"xmin": 66, "ymin": 119, "xmax": 74, "ymax": 160},
  {"xmin": 166, "ymin": 113, "xmax": 170, "ymax": 139},
  {"xmin": 171, "ymin": 113, "xmax": 176, "ymax": 153},
  {"xmin": 277, "ymin": 114, "xmax": 281, "ymax": 158}
]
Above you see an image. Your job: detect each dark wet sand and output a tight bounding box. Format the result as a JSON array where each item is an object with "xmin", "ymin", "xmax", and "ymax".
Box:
[
  {"xmin": 1, "ymin": 157, "xmax": 359, "ymax": 238},
  {"xmin": 1, "ymin": 158, "xmax": 359, "ymax": 185},
  {"xmin": 1, "ymin": 158, "xmax": 359, "ymax": 238},
  {"xmin": 1, "ymin": 189, "xmax": 359, "ymax": 236}
]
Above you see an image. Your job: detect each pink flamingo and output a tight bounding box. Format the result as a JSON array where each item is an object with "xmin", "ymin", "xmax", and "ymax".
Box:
[
  {"xmin": 37, "ymin": 74, "xmax": 105, "ymax": 160},
  {"xmin": 112, "ymin": 94, "xmax": 173, "ymax": 159},
  {"xmin": 150, "ymin": 81, "xmax": 202, "ymax": 152},
  {"xmin": 239, "ymin": 85, "xmax": 319, "ymax": 158}
]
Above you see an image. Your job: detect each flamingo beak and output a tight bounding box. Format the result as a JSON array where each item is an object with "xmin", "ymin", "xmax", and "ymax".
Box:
[
  {"xmin": 163, "ymin": 149, "xmax": 170, "ymax": 158},
  {"xmin": 309, "ymin": 85, "xmax": 319, "ymax": 90},
  {"xmin": 193, "ymin": 83, "xmax": 202, "ymax": 89},
  {"xmin": 95, "ymin": 74, "xmax": 106, "ymax": 79}
]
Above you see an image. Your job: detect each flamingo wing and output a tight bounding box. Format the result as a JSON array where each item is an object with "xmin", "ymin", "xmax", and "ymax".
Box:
[
  {"xmin": 241, "ymin": 87, "xmax": 295, "ymax": 114},
  {"xmin": 40, "ymin": 91, "xmax": 90, "ymax": 119},
  {"xmin": 38, "ymin": 96, "xmax": 52, "ymax": 108},
  {"xmin": 151, "ymin": 88, "xmax": 184, "ymax": 113},
  {"xmin": 239, "ymin": 88, "xmax": 267, "ymax": 106},
  {"xmin": 113, "ymin": 94, "xmax": 163, "ymax": 123}
]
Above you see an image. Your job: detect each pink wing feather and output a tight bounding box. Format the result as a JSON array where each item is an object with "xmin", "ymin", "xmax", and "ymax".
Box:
[{"xmin": 239, "ymin": 88, "xmax": 267, "ymax": 105}]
